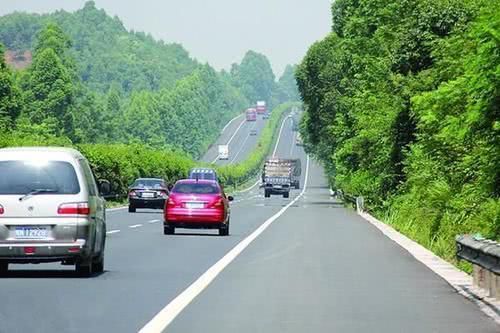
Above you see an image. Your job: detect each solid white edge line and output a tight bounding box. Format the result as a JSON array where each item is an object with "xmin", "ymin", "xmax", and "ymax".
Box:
[
  {"xmin": 138, "ymin": 156, "xmax": 310, "ymax": 333},
  {"xmin": 272, "ymin": 115, "xmax": 291, "ymax": 157},
  {"xmin": 221, "ymin": 113, "xmax": 244, "ymax": 133},
  {"xmin": 359, "ymin": 211, "xmax": 500, "ymax": 325}
]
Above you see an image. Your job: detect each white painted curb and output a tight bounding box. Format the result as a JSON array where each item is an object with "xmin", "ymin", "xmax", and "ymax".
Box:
[{"xmin": 359, "ymin": 211, "xmax": 500, "ymax": 325}]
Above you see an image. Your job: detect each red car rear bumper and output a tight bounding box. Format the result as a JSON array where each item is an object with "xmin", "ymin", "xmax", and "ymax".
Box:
[{"xmin": 165, "ymin": 208, "xmax": 225, "ymax": 226}]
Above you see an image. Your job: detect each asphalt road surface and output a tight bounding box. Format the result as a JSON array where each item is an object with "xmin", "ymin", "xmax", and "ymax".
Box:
[{"xmin": 0, "ymin": 114, "xmax": 497, "ymax": 333}]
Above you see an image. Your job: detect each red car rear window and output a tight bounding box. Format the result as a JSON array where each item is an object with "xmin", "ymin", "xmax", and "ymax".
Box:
[{"xmin": 172, "ymin": 183, "xmax": 220, "ymax": 194}]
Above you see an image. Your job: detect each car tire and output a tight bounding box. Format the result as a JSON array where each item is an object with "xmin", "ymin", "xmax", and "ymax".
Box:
[
  {"xmin": 128, "ymin": 205, "xmax": 136, "ymax": 213},
  {"xmin": 164, "ymin": 225, "xmax": 174, "ymax": 235},
  {"xmin": 219, "ymin": 221, "xmax": 229, "ymax": 236},
  {"xmin": 76, "ymin": 259, "xmax": 93, "ymax": 277},
  {"xmin": 264, "ymin": 190, "xmax": 270, "ymax": 198},
  {"xmin": 283, "ymin": 192, "xmax": 290, "ymax": 198},
  {"xmin": 0, "ymin": 262, "xmax": 8, "ymax": 275}
]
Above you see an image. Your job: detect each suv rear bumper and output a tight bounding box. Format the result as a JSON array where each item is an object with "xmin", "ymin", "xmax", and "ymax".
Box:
[
  {"xmin": 0, "ymin": 239, "xmax": 88, "ymax": 262},
  {"xmin": 129, "ymin": 198, "xmax": 165, "ymax": 209}
]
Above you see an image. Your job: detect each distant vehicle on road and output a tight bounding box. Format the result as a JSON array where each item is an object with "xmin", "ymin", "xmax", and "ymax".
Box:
[
  {"xmin": 164, "ymin": 179, "xmax": 233, "ymax": 236},
  {"xmin": 296, "ymin": 133, "xmax": 304, "ymax": 146},
  {"xmin": 250, "ymin": 129, "xmax": 258, "ymax": 136},
  {"xmin": 0, "ymin": 147, "xmax": 110, "ymax": 276},
  {"xmin": 256, "ymin": 101, "xmax": 267, "ymax": 115},
  {"xmin": 245, "ymin": 108, "xmax": 257, "ymax": 121},
  {"xmin": 188, "ymin": 167, "xmax": 218, "ymax": 181},
  {"xmin": 218, "ymin": 144, "xmax": 229, "ymax": 160},
  {"xmin": 262, "ymin": 158, "xmax": 302, "ymax": 198},
  {"xmin": 128, "ymin": 178, "xmax": 168, "ymax": 212}
]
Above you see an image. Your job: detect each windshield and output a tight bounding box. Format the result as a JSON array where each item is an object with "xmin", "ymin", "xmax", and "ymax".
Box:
[
  {"xmin": 172, "ymin": 183, "xmax": 220, "ymax": 194},
  {"xmin": 132, "ymin": 179, "xmax": 165, "ymax": 188},
  {"xmin": 0, "ymin": 161, "xmax": 80, "ymax": 195}
]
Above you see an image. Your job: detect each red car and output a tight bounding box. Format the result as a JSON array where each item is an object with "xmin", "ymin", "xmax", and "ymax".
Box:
[{"xmin": 164, "ymin": 180, "xmax": 233, "ymax": 236}]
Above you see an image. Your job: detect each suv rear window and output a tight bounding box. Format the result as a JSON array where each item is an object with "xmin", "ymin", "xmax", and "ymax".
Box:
[
  {"xmin": 0, "ymin": 161, "xmax": 80, "ymax": 195},
  {"xmin": 172, "ymin": 183, "xmax": 220, "ymax": 194}
]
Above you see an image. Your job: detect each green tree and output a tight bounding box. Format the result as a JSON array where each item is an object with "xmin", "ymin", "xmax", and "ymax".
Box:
[
  {"xmin": 0, "ymin": 43, "xmax": 21, "ymax": 130},
  {"xmin": 231, "ymin": 50, "xmax": 276, "ymax": 104}
]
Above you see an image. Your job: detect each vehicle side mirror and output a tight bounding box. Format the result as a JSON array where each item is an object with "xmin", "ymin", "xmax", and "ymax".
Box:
[
  {"xmin": 98, "ymin": 180, "xmax": 111, "ymax": 196},
  {"xmin": 228, "ymin": 196, "xmax": 234, "ymax": 202},
  {"xmin": 167, "ymin": 183, "xmax": 174, "ymax": 191}
]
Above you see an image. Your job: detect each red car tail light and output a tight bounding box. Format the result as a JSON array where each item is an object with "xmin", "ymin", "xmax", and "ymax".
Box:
[
  {"xmin": 0, "ymin": 205, "xmax": 4, "ymax": 215},
  {"xmin": 57, "ymin": 202, "xmax": 90, "ymax": 215},
  {"xmin": 166, "ymin": 196, "xmax": 180, "ymax": 208},
  {"xmin": 207, "ymin": 196, "xmax": 224, "ymax": 209}
]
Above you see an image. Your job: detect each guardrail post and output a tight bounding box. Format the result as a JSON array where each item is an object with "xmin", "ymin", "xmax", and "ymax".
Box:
[
  {"xmin": 356, "ymin": 196, "xmax": 364, "ymax": 213},
  {"xmin": 473, "ymin": 264, "xmax": 482, "ymax": 288},
  {"xmin": 488, "ymin": 272, "xmax": 498, "ymax": 298}
]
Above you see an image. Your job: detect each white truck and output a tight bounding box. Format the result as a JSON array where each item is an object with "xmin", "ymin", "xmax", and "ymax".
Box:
[{"xmin": 218, "ymin": 144, "xmax": 229, "ymax": 160}]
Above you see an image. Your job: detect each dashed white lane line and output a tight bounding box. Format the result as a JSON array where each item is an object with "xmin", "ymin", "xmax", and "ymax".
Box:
[
  {"xmin": 138, "ymin": 156, "xmax": 310, "ymax": 333},
  {"xmin": 148, "ymin": 220, "xmax": 161, "ymax": 224},
  {"xmin": 129, "ymin": 224, "xmax": 143, "ymax": 229},
  {"xmin": 272, "ymin": 115, "xmax": 292, "ymax": 157},
  {"xmin": 106, "ymin": 230, "xmax": 121, "ymax": 235}
]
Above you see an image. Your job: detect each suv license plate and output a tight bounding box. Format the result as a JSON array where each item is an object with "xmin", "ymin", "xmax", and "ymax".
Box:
[{"xmin": 15, "ymin": 227, "xmax": 49, "ymax": 239}]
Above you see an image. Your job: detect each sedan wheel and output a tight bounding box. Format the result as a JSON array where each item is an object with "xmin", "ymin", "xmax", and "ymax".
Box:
[{"xmin": 0, "ymin": 262, "xmax": 8, "ymax": 275}]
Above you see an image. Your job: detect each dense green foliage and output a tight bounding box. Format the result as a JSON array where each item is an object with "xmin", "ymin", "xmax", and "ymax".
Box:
[
  {"xmin": 297, "ymin": 0, "xmax": 499, "ymax": 262},
  {"xmin": 0, "ymin": 1, "xmax": 197, "ymax": 93}
]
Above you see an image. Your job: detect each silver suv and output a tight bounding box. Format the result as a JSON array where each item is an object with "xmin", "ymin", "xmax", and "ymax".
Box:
[{"xmin": 0, "ymin": 147, "xmax": 109, "ymax": 276}]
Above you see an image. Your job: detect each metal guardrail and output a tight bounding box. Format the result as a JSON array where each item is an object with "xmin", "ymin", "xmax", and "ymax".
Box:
[{"xmin": 456, "ymin": 235, "xmax": 500, "ymax": 299}]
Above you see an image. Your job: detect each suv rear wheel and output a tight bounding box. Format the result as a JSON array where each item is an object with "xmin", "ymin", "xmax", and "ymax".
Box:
[
  {"xmin": 93, "ymin": 234, "xmax": 105, "ymax": 273},
  {"xmin": 76, "ymin": 258, "xmax": 93, "ymax": 277},
  {"xmin": 264, "ymin": 190, "xmax": 270, "ymax": 198},
  {"xmin": 283, "ymin": 192, "xmax": 290, "ymax": 198},
  {"xmin": 128, "ymin": 205, "xmax": 136, "ymax": 213}
]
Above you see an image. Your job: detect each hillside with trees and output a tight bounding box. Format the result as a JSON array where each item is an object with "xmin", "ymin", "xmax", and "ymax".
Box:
[{"xmin": 297, "ymin": 0, "xmax": 499, "ymax": 263}]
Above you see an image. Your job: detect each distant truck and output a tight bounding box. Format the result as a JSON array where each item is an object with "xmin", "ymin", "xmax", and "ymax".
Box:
[
  {"xmin": 246, "ymin": 108, "xmax": 257, "ymax": 121},
  {"xmin": 256, "ymin": 101, "xmax": 267, "ymax": 115},
  {"xmin": 218, "ymin": 144, "xmax": 229, "ymax": 160},
  {"xmin": 262, "ymin": 158, "xmax": 302, "ymax": 198}
]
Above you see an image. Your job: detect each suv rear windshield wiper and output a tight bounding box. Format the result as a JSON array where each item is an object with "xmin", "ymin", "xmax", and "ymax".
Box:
[{"xmin": 19, "ymin": 189, "xmax": 59, "ymax": 201}]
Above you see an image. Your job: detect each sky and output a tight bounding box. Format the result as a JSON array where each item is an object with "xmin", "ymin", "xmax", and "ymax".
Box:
[{"xmin": 0, "ymin": 0, "xmax": 333, "ymax": 76}]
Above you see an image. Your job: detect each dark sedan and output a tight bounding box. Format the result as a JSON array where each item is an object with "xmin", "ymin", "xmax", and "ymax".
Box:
[{"xmin": 128, "ymin": 178, "xmax": 168, "ymax": 212}]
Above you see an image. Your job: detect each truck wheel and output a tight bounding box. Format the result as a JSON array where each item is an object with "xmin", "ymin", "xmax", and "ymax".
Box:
[
  {"xmin": 128, "ymin": 205, "xmax": 136, "ymax": 213},
  {"xmin": 264, "ymin": 190, "xmax": 270, "ymax": 198},
  {"xmin": 164, "ymin": 225, "xmax": 174, "ymax": 235},
  {"xmin": 283, "ymin": 192, "xmax": 290, "ymax": 198},
  {"xmin": 295, "ymin": 182, "xmax": 300, "ymax": 190}
]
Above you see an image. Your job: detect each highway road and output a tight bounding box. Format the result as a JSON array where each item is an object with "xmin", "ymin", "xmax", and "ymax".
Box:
[
  {"xmin": 200, "ymin": 113, "xmax": 267, "ymax": 165},
  {"xmin": 0, "ymin": 113, "xmax": 497, "ymax": 333}
]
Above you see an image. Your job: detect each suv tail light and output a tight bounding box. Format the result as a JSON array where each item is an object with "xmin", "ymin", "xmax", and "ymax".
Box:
[
  {"xmin": 129, "ymin": 190, "xmax": 137, "ymax": 197},
  {"xmin": 0, "ymin": 205, "xmax": 4, "ymax": 215},
  {"xmin": 158, "ymin": 190, "xmax": 168, "ymax": 199},
  {"xmin": 57, "ymin": 202, "xmax": 90, "ymax": 215}
]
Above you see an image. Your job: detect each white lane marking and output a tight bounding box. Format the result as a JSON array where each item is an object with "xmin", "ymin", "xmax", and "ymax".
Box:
[
  {"xmin": 230, "ymin": 122, "xmax": 257, "ymax": 163},
  {"xmin": 148, "ymin": 219, "xmax": 161, "ymax": 224},
  {"xmin": 129, "ymin": 224, "xmax": 143, "ymax": 229},
  {"xmin": 289, "ymin": 131, "xmax": 296, "ymax": 157},
  {"xmin": 235, "ymin": 178, "xmax": 261, "ymax": 193},
  {"xmin": 272, "ymin": 116, "xmax": 292, "ymax": 157},
  {"xmin": 221, "ymin": 113, "xmax": 244, "ymax": 133},
  {"xmin": 106, "ymin": 230, "xmax": 121, "ymax": 235},
  {"xmin": 211, "ymin": 118, "xmax": 247, "ymax": 164},
  {"xmin": 138, "ymin": 156, "xmax": 310, "ymax": 333}
]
